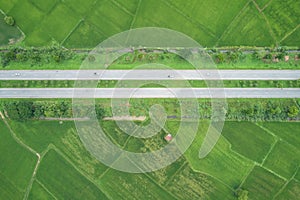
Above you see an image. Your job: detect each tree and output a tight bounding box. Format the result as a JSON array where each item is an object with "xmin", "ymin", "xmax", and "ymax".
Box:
[
  {"xmin": 17, "ymin": 101, "xmax": 34, "ymax": 120},
  {"xmin": 215, "ymin": 53, "xmax": 225, "ymax": 63},
  {"xmin": 288, "ymin": 105, "xmax": 299, "ymax": 118},
  {"xmin": 95, "ymin": 104, "xmax": 105, "ymax": 119},
  {"xmin": 236, "ymin": 189, "xmax": 248, "ymax": 200},
  {"xmin": 4, "ymin": 16, "xmax": 15, "ymax": 26}
]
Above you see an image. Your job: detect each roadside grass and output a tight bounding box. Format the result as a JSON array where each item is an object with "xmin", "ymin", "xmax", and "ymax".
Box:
[
  {"xmin": 275, "ymin": 180, "xmax": 300, "ymax": 200},
  {"xmin": 222, "ymin": 121, "xmax": 275, "ymax": 163},
  {"xmin": 263, "ymin": 0, "xmax": 300, "ymax": 41},
  {"xmin": 166, "ymin": 164, "xmax": 234, "ymax": 200},
  {"xmin": 28, "ymin": 180, "xmax": 55, "ymax": 200},
  {"xmin": 263, "ymin": 140, "xmax": 300, "ymax": 179},
  {"xmin": 218, "ymin": 2, "xmax": 274, "ymax": 46},
  {"xmin": 1, "ymin": 51, "xmax": 299, "ymax": 70},
  {"xmin": 0, "ymin": 120, "xmax": 37, "ymax": 196},
  {"xmin": 241, "ymin": 166, "xmax": 286, "ymax": 199},
  {"xmin": 98, "ymin": 167, "xmax": 174, "ymax": 200},
  {"xmin": 184, "ymin": 121, "xmax": 254, "ymax": 187},
  {"xmin": 36, "ymin": 149, "xmax": 108, "ymax": 199},
  {"xmin": 0, "ymin": 12, "xmax": 22, "ymax": 46},
  {"xmin": 260, "ymin": 122, "xmax": 300, "ymax": 148},
  {"xmin": 1, "ymin": 79, "xmax": 300, "ymax": 88}
]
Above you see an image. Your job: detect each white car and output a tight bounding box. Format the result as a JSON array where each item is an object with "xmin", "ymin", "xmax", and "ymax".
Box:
[{"xmin": 15, "ymin": 72, "xmax": 21, "ymax": 76}]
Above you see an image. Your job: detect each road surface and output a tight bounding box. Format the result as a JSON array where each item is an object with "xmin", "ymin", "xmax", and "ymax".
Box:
[
  {"xmin": 1, "ymin": 70, "xmax": 300, "ymax": 80},
  {"xmin": 0, "ymin": 88, "xmax": 299, "ymax": 98}
]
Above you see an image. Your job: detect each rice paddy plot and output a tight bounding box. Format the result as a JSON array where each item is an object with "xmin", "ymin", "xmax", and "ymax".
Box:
[
  {"xmin": 0, "ymin": 120, "xmax": 37, "ymax": 197},
  {"xmin": 7, "ymin": 0, "xmax": 45, "ymax": 34},
  {"xmin": 222, "ymin": 121, "xmax": 275, "ymax": 163},
  {"xmin": 27, "ymin": 180, "xmax": 56, "ymax": 200},
  {"xmin": 99, "ymin": 167, "xmax": 174, "ymax": 199},
  {"xmin": 260, "ymin": 122, "xmax": 300, "ymax": 148},
  {"xmin": 184, "ymin": 121, "xmax": 254, "ymax": 187},
  {"xmin": 0, "ymin": 13, "xmax": 22, "ymax": 46},
  {"xmin": 169, "ymin": 0, "xmax": 248, "ymax": 39},
  {"xmin": 263, "ymin": 0, "xmax": 300, "ymax": 40},
  {"xmin": 241, "ymin": 166, "xmax": 286, "ymax": 199},
  {"xmin": 36, "ymin": 149, "xmax": 108, "ymax": 199},
  {"xmin": 166, "ymin": 164, "xmax": 234, "ymax": 200},
  {"xmin": 218, "ymin": 2, "xmax": 275, "ymax": 46},
  {"xmin": 263, "ymin": 140, "xmax": 300, "ymax": 179},
  {"xmin": 275, "ymin": 180, "xmax": 300, "ymax": 200}
]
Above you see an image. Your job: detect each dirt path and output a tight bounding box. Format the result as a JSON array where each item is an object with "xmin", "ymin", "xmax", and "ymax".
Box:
[{"xmin": 0, "ymin": 112, "xmax": 41, "ymax": 200}]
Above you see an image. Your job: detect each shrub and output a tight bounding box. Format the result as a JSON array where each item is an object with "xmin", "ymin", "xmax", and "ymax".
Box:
[{"xmin": 4, "ymin": 16, "xmax": 15, "ymax": 26}]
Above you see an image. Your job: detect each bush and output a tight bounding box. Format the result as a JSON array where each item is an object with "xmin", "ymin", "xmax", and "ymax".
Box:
[{"xmin": 4, "ymin": 16, "xmax": 15, "ymax": 26}]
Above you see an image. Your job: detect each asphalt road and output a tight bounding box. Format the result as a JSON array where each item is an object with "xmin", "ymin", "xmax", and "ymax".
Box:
[
  {"xmin": 0, "ymin": 88, "xmax": 299, "ymax": 98},
  {"xmin": 1, "ymin": 70, "xmax": 300, "ymax": 80}
]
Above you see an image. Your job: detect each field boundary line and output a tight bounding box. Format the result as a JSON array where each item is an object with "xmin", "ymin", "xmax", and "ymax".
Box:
[
  {"xmin": 47, "ymin": 145, "xmax": 110, "ymax": 198},
  {"xmin": 255, "ymin": 123, "xmax": 278, "ymax": 138},
  {"xmin": 0, "ymin": 112, "xmax": 42, "ymax": 200},
  {"xmin": 260, "ymin": 138, "xmax": 278, "ymax": 166},
  {"xmin": 260, "ymin": 11, "xmax": 278, "ymax": 44},
  {"xmin": 280, "ymin": 24, "xmax": 300, "ymax": 43},
  {"xmin": 61, "ymin": 19, "xmax": 84, "ymax": 46},
  {"xmin": 127, "ymin": 156, "xmax": 183, "ymax": 200},
  {"xmin": 215, "ymin": 0, "xmax": 251, "ymax": 46},
  {"xmin": 164, "ymin": 161, "xmax": 188, "ymax": 187},
  {"xmin": 0, "ymin": 8, "xmax": 26, "ymax": 46},
  {"xmin": 261, "ymin": 0, "xmax": 273, "ymax": 11},
  {"xmin": 272, "ymin": 167, "xmax": 299, "ymax": 199},
  {"xmin": 252, "ymin": 0, "xmax": 262, "ymax": 12},
  {"xmin": 163, "ymin": 0, "xmax": 216, "ymax": 39},
  {"xmin": 221, "ymin": 135, "xmax": 255, "ymax": 163},
  {"xmin": 110, "ymin": 0, "xmax": 135, "ymax": 16},
  {"xmin": 0, "ymin": 112, "xmax": 37, "ymax": 154},
  {"xmin": 238, "ymin": 163, "xmax": 256, "ymax": 188},
  {"xmin": 129, "ymin": 0, "xmax": 141, "ymax": 29},
  {"xmin": 190, "ymin": 167, "xmax": 235, "ymax": 191},
  {"xmin": 23, "ymin": 152, "xmax": 41, "ymax": 200},
  {"xmin": 261, "ymin": 165, "xmax": 287, "ymax": 181},
  {"xmin": 35, "ymin": 179, "xmax": 58, "ymax": 200},
  {"xmin": 98, "ymin": 126, "xmax": 139, "ymax": 180}
]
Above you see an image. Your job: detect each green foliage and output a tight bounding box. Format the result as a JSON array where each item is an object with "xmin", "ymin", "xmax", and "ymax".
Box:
[
  {"xmin": 3, "ymin": 100, "xmax": 107, "ymax": 120},
  {"xmin": 4, "ymin": 16, "xmax": 14, "ymax": 26},
  {"xmin": 288, "ymin": 105, "xmax": 299, "ymax": 118},
  {"xmin": 236, "ymin": 189, "xmax": 249, "ymax": 200},
  {"xmin": 3, "ymin": 101, "xmax": 34, "ymax": 121},
  {"xmin": 0, "ymin": 46, "xmax": 75, "ymax": 67}
]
